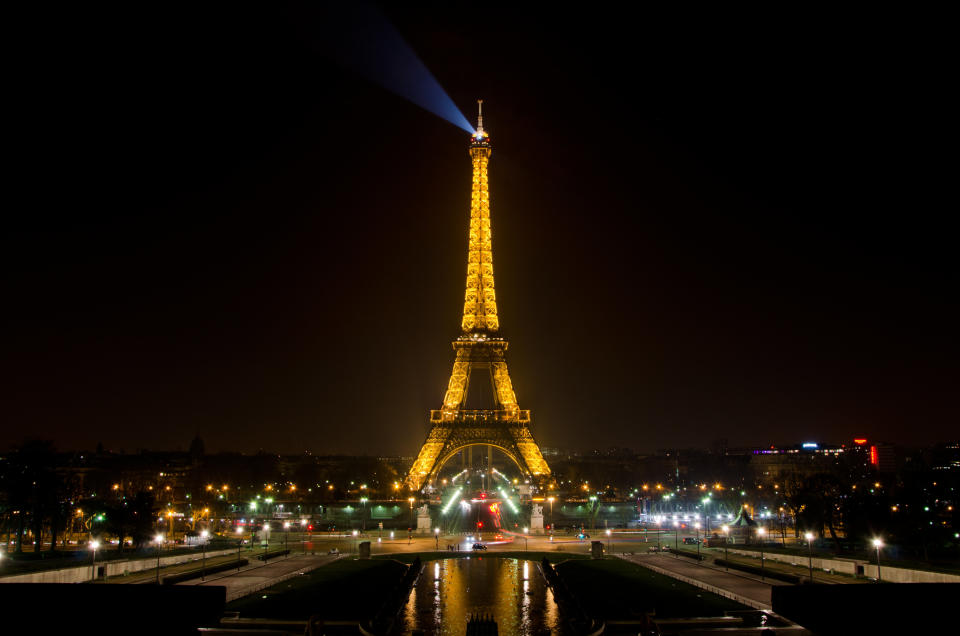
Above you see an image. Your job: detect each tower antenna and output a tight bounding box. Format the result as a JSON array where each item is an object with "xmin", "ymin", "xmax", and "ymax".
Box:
[{"xmin": 476, "ymin": 99, "xmax": 484, "ymax": 134}]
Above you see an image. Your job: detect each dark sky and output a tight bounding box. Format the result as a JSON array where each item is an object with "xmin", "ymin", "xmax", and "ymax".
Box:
[{"xmin": 4, "ymin": 5, "xmax": 955, "ymax": 455}]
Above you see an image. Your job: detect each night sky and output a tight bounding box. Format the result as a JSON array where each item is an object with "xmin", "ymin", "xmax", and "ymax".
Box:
[{"xmin": 4, "ymin": 5, "xmax": 955, "ymax": 455}]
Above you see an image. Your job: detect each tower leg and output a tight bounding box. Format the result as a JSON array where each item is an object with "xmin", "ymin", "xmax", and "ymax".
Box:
[
  {"xmin": 488, "ymin": 445, "xmax": 493, "ymax": 472},
  {"xmin": 468, "ymin": 446, "xmax": 473, "ymax": 469}
]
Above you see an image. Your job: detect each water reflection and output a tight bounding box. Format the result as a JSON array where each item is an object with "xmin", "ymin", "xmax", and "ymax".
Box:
[{"xmin": 401, "ymin": 558, "xmax": 566, "ymax": 635}]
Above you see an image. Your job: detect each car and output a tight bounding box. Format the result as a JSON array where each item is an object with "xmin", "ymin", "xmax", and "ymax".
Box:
[
  {"xmin": 494, "ymin": 534, "xmax": 503, "ymax": 540},
  {"xmin": 472, "ymin": 543, "xmax": 487, "ymax": 551},
  {"xmin": 682, "ymin": 537, "xmax": 701, "ymax": 545}
]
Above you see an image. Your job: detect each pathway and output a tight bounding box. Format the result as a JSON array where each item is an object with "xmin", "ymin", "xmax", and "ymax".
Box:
[{"xmin": 618, "ymin": 553, "xmax": 784, "ymax": 609}]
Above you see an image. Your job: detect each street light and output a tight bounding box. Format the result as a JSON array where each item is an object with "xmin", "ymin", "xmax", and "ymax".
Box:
[
  {"xmin": 262, "ymin": 522, "xmax": 270, "ymax": 563},
  {"xmin": 283, "ymin": 522, "xmax": 290, "ymax": 556},
  {"xmin": 198, "ymin": 530, "xmax": 210, "ymax": 581},
  {"xmin": 673, "ymin": 520, "xmax": 679, "ymax": 556},
  {"xmin": 300, "ymin": 519, "xmax": 307, "ymax": 554},
  {"xmin": 352, "ymin": 529, "xmax": 358, "ymax": 554},
  {"xmin": 360, "ymin": 497, "xmax": 368, "ymax": 530},
  {"xmin": 434, "ymin": 527, "xmax": 440, "ymax": 550},
  {"xmin": 236, "ymin": 526, "xmax": 244, "ymax": 572},
  {"xmin": 721, "ymin": 525, "xmax": 729, "ymax": 570},
  {"xmin": 154, "ymin": 533, "xmax": 164, "ymax": 584},
  {"xmin": 694, "ymin": 522, "xmax": 702, "ymax": 562},
  {"xmin": 756, "ymin": 527, "xmax": 766, "ymax": 581},
  {"xmin": 605, "ymin": 528, "xmax": 611, "ymax": 553},
  {"xmin": 872, "ymin": 538, "xmax": 884, "ymax": 583},
  {"xmin": 656, "ymin": 516, "xmax": 661, "ymax": 552},
  {"xmin": 547, "ymin": 496, "xmax": 555, "ymax": 535},
  {"xmin": 89, "ymin": 540, "xmax": 100, "ymax": 582},
  {"xmin": 804, "ymin": 532, "xmax": 815, "ymax": 582},
  {"xmin": 524, "ymin": 527, "xmax": 529, "ymax": 551}
]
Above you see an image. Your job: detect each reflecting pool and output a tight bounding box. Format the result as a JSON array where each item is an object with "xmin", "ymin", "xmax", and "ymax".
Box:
[{"xmin": 400, "ymin": 557, "xmax": 567, "ymax": 635}]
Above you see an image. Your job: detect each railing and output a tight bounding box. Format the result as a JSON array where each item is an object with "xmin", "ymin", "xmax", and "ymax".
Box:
[{"xmin": 430, "ymin": 409, "xmax": 531, "ymax": 424}]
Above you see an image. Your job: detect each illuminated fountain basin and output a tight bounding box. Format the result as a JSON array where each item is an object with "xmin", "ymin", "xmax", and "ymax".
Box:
[{"xmin": 401, "ymin": 557, "xmax": 567, "ymax": 635}]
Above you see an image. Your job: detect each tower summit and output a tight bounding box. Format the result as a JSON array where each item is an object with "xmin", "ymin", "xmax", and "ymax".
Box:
[{"xmin": 405, "ymin": 102, "xmax": 552, "ymax": 492}]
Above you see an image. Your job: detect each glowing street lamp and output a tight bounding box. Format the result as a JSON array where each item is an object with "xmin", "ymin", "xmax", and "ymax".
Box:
[
  {"xmin": 153, "ymin": 533, "xmax": 164, "ymax": 584},
  {"xmin": 283, "ymin": 522, "xmax": 290, "ymax": 555},
  {"xmin": 804, "ymin": 532, "xmax": 815, "ymax": 582},
  {"xmin": 236, "ymin": 526, "xmax": 244, "ymax": 571},
  {"xmin": 694, "ymin": 522, "xmax": 702, "ymax": 562},
  {"xmin": 89, "ymin": 540, "xmax": 100, "ymax": 582},
  {"xmin": 721, "ymin": 525, "xmax": 729, "ymax": 569},
  {"xmin": 300, "ymin": 519, "xmax": 308, "ymax": 554},
  {"xmin": 872, "ymin": 538, "xmax": 884, "ymax": 583},
  {"xmin": 524, "ymin": 526, "xmax": 530, "ymax": 551},
  {"xmin": 756, "ymin": 527, "xmax": 766, "ymax": 580},
  {"xmin": 547, "ymin": 496, "xmax": 555, "ymax": 534},
  {"xmin": 434, "ymin": 527, "xmax": 440, "ymax": 550},
  {"xmin": 605, "ymin": 528, "xmax": 611, "ymax": 553},
  {"xmin": 200, "ymin": 530, "xmax": 209, "ymax": 580}
]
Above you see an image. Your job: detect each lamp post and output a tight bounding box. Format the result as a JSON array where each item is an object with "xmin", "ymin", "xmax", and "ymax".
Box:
[
  {"xmin": 605, "ymin": 528, "xmax": 611, "ymax": 553},
  {"xmin": 360, "ymin": 497, "xmax": 368, "ymax": 531},
  {"xmin": 262, "ymin": 522, "xmax": 270, "ymax": 564},
  {"xmin": 694, "ymin": 522, "xmax": 701, "ymax": 562},
  {"xmin": 524, "ymin": 527, "xmax": 529, "ymax": 551},
  {"xmin": 434, "ymin": 527, "xmax": 440, "ymax": 550},
  {"xmin": 756, "ymin": 527, "xmax": 766, "ymax": 581},
  {"xmin": 547, "ymin": 496, "xmax": 556, "ymax": 537},
  {"xmin": 200, "ymin": 530, "xmax": 209, "ymax": 581},
  {"xmin": 89, "ymin": 540, "xmax": 100, "ymax": 582},
  {"xmin": 236, "ymin": 526, "xmax": 244, "ymax": 572},
  {"xmin": 673, "ymin": 520, "xmax": 679, "ymax": 556},
  {"xmin": 300, "ymin": 519, "xmax": 307, "ymax": 554},
  {"xmin": 656, "ymin": 517, "xmax": 661, "ymax": 552},
  {"xmin": 408, "ymin": 497, "xmax": 416, "ymax": 526},
  {"xmin": 721, "ymin": 525, "xmax": 729, "ymax": 570},
  {"xmin": 701, "ymin": 498, "xmax": 711, "ymax": 536},
  {"xmin": 804, "ymin": 532, "xmax": 814, "ymax": 582},
  {"xmin": 283, "ymin": 522, "xmax": 290, "ymax": 556},
  {"xmin": 352, "ymin": 529, "xmax": 358, "ymax": 554},
  {"xmin": 154, "ymin": 533, "xmax": 164, "ymax": 584},
  {"xmin": 872, "ymin": 538, "xmax": 883, "ymax": 583}
]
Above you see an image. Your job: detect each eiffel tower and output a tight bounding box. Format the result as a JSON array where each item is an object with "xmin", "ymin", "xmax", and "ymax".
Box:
[{"xmin": 405, "ymin": 102, "xmax": 551, "ymax": 492}]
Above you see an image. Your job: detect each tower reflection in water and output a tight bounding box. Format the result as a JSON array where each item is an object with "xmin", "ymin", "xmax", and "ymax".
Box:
[{"xmin": 402, "ymin": 558, "xmax": 565, "ymax": 635}]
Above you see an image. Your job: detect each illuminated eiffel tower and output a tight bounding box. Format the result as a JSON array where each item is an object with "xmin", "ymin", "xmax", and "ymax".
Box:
[{"xmin": 405, "ymin": 102, "xmax": 551, "ymax": 492}]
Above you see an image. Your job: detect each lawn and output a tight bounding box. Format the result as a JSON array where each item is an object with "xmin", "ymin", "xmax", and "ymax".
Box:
[
  {"xmin": 555, "ymin": 558, "xmax": 748, "ymax": 619},
  {"xmin": 225, "ymin": 558, "xmax": 408, "ymax": 620}
]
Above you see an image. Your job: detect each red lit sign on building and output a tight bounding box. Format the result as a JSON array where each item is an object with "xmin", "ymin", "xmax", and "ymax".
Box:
[
  {"xmin": 869, "ymin": 446, "xmax": 878, "ymax": 465},
  {"xmin": 853, "ymin": 438, "xmax": 868, "ymax": 445}
]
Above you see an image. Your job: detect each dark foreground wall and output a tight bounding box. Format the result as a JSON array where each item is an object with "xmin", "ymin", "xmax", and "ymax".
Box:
[
  {"xmin": 772, "ymin": 583, "xmax": 960, "ymax": 634},
  {"xmin": 7, "ymin": 584, "xmax": 226, "ymax": 635}
]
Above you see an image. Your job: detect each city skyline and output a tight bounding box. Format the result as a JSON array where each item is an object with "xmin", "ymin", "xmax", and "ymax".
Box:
[{"xmin": 4, "ymin": 5, "xmax": 955, "ymax": 455}]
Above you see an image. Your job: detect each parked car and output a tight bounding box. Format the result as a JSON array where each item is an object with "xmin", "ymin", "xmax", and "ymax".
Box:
[
  {"xmin": 682, "ymin": 537, "xmax": 701, "ymax": 545},
  {"xmin": 472, "ymin": 543, "xmax": 487, "ymax": 551}
]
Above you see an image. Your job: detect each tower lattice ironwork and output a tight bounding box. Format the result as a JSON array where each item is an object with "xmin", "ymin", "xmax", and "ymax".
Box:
[{"xmin": 405, "ymin": 102, "xmax": 551, "ymax": 492}]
